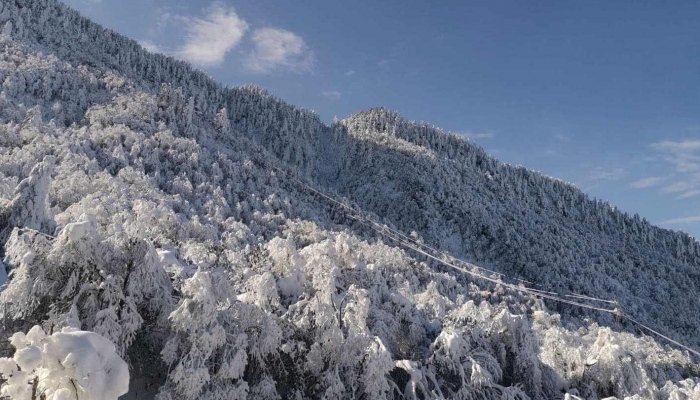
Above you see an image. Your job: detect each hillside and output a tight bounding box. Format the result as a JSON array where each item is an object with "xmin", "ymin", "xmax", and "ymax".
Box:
[{"xmin": 0, "ymin": 0, "xmax": 699, "ymax": 399}]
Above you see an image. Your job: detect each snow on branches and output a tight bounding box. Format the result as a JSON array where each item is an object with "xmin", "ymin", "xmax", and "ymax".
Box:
[
  {"xmin": 0, "ymin": 1, "xmax": 697, "ymax": 398},
  {"xmin": 0, "ymin": 325, "xmax": 129, "ymax": 400}
]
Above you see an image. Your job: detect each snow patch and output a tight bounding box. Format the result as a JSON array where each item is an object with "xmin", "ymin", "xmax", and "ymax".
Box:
[
  {"xmin": 158, "ymin": 249, "xmax": 194, "ymax": 278},
  {"xmin": 0, "ymin": 326, "xmax": 129, "ymax": 400},
  {"xmin": 63, "ymin": 220, "xmax": 92, "ymax": 241}
]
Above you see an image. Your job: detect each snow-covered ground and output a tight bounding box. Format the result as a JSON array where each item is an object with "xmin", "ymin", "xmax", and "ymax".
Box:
[{"xmin": 0, "ymin": 1, "xmax": 698, "ymax": 399}]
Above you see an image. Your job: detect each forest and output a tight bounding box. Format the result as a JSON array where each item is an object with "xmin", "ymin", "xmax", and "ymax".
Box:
[{"xmin": 0, "ymin": 0, "xmax": 698, "ymax": 399}]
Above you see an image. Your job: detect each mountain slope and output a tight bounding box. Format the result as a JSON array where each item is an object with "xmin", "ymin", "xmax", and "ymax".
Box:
[
  {"xmin": 0, "ymin": 1, "xmax": 698, "ymax": 399},
  {"xmin": 326, "ymin": 109, "xmax": 700, "ymax": 345}
]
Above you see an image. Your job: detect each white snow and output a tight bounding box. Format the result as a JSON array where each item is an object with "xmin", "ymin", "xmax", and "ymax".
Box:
[
  {"xmin": 20, "ymin": 251, "xmax": 34, "ymax": 265},
  {"xmin": 63, "ymin": 220, "xmax": 91, "ymax": 241},
  {"xmin": 0, "ymin": 1, "xmax": 697, "ymax": 398},
  {"xmin": 1, "ymin": 326, "xmax": 129, "ymax": 400},
  {"xmin": 13, "ymin": 345, "xmax": 42, "ymax": 371},
  {"xmin": 1, "ymin": 21, "xmax": 12, "ymax": 37}
]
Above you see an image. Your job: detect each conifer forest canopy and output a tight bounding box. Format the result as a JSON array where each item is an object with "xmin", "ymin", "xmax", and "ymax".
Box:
[{"xmin": 0, "ymin": 1, "xmax": 699, "ymax": 399}]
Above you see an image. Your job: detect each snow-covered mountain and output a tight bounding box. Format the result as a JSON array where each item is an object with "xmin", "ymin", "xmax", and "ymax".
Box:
[{"xmin": 0, "ymin": 0, "xmax": 699, "ymax": 399}]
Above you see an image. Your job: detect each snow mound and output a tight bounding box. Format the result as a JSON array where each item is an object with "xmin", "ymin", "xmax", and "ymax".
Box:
[{"xmin": 0, "ymin": 326, "xmax": 129, "ymax": 400}]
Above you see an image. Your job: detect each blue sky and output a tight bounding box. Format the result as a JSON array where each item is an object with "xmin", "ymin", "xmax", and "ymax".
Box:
[{"xmin": 63, "ymin": 0, "xmax": 700, "ymax": 239}]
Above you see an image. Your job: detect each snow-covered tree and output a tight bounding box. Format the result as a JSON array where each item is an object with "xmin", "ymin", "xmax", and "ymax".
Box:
[
  {"xmin": 0, "ymin": 0, "xmax": 697, "ymax": 398},
  {"xmin": 0, "ymin": 325, "xmax": 129, "ymax": 400}
]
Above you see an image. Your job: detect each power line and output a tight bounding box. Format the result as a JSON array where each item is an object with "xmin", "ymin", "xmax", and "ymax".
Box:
[
  {"xmin": 17, "ymin": 227, "xmax": 55, "ymax": 240},
  {"xmin": 272, "ymin": 164, "xmax": 700, "ymax": 360},
  {"xmin": 278, "ymin": 165, "xmax": 613, "ymax": 304},
  {"xmin": 379, "ymin": 226, "xmax": 619, "ymax": 314},
  {"xmin": 622, "ymin": 314, "xmax": 700, "ymax": 359},
  {"xmin": 564, "ymin": 293, "xmax": 617, "ymax": 305},
  {"xmin": 275, "ymin": 166, "xmax": 617, "ymax": 312}
]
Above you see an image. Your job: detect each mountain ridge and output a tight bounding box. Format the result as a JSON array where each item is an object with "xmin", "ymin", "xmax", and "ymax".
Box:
[
  {"xmin": 0, "ymin": 1, "xmax": 699, "ymax": 399},
  {"xmin": 3, "ymin": 0, "xmax": 700, "ymax": 346},
  {"xmin": 3, "ymin": 0, "xmax": 697, "ymax": 247},
  {"xmin": 3, "ymin": 0, "xmax": 700, "ymax": 342}
]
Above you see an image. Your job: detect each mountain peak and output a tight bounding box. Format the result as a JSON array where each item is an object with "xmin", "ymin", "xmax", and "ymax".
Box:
[{"xmin": 0, "ymin": 1, "xmax": 698, "ymax": 399}]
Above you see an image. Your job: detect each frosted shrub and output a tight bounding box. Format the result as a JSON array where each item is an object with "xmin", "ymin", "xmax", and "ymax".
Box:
[
  {"xmin": 0, "ymin": 1, "xmax": 697, "ymax": 397},
  {"xmin": 0, "ymin": 325, "xmax": 129, "ymax": 400}
]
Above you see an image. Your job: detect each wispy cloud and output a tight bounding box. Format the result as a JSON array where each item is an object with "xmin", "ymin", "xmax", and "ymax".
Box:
[
  {"xmin": 321, "ymin": 90, "xmax": 342, "ymax": 100},
  {"xmin": 651, "ymin": 140, "xmax": 700, "ymax": 173},
  {"xmin": 143, "ymin": 7, "xmax": 180, "ymax": 52},
  {"xmin": 647, "ymin": 139, "xmax": 700, "ymax": 201},
  {"xmin": 176, "ymin": 2, "xmax": 248, "ymax": 67},
  {"xmin": 575, "ymin": 166, "xmax": 627, "ymax": 191},
  {"xmin": 147, "ymin": 7, "xmax": 175, "ymax": 36},
  {"xmin": 406, "ymin": 68, "xmax": 422, "ymax": 77},
  {"xmin": 653, "ymin": 140, "xmax": 700, "ymax": 152},
  {"xmin": 139, "ymin": 40, "xmax": 163, "ymax": 54},
  {"xmin": 377, "ymin": 59, "xmax": 393, "ymax": 70},
  {"xmin": 459, "ymin": 131, "xmax": 495, "ymax": 140},
  {"xmin": 344, "ymin": 69, "xmax": 355, "ymax": 76},
  {"xmin": 245, "ymin": 28, "xmax": 315, "ymax": 73},
  {"xmin": 589, "ymin": 167, "xmax": 626, "ymax": 182},
  {"xmin": 661, "ymin": 181, "xmax": 694, "ymax": 194},
  {"xmin": 677, "ymin": 190, "xmax": 700, "ymax": 200},
  {"xmin": 630, "ymin": 176, "xmax": 664, "ymax": 189},
  {"xmin": 661, "ymin": 215, "xmax": 700, "ymax": 225}
]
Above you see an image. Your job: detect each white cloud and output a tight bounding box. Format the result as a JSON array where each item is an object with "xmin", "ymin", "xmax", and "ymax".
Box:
[
  {"xmin": 321, "ymin": 91, "xmax": 342, "ymax": 100},
  {"xmin": 589, "ymin": 167, "xmax": 626, "ymax": 182},
  {"xmin": 144, "ymin": 8, "xmax": 178, "ymax": 47},
  {"xmin": 647, "ymin": 139, "xmax": 700, "ymax": 201},
  {"xmin": 139, "ymin": 40, "xmax": 162, "ymax": 54},
  {"xmin": 176, "ymin": 3, "xmax": 248, "ymax": 67},
  {"xmin": 344, "ymin": 69, "xmax": 355, "ymax": 76},
  {"xmin": 653, "ymin": 140, "xmax": 700, "ymax": 152},
  {"xmin": 377, "ymin": 59, "xmax": 394, "ymax": 72},
  {"xmin": 662, "ymin": 215, "xmax": 700, "ymax": 225},
  {"xmin": 651, "ymin": 139, "xmax": 700, "ymax": 173},
  {"xmin": 630, "ymin": 176, "xmax": 663, "ymax": 189},
  {"xmin": 157, "ymin": 12, "xmax": 173, "ymax": 29},
  {"xmin": 152, "ymin": 10, "xmax": 174, "ymax": 34},
  {"xmin": 245, "ymin": 28, "xmax": 314, "ymax": 73},
  {"xmin": 459, "ymin": 131, "xmax": 495, "ymax": 140},
  {"xmin": 677, "ymin": 190, "xmax": 700, "ymax": 200},
  {"xmin": 576, "ymin": 166, "xmax": 627, "ymax": 191},
  {"xmin": 661, "ymin": 181, "xmax": 694, "ymax": 194},
  {"xmin": 406, "ymin": 68, "xmax": 422, "ymax": 77}
]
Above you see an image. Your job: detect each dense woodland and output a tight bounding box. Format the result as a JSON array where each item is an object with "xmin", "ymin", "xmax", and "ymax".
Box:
[{"xmin": 0, "ymin": 0, "xmax": 699, "ymax": 399}]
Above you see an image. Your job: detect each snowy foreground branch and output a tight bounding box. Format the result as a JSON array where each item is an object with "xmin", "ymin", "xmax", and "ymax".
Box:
[{"xmin": 0, "ymin": 326, "xmax": 129, "ymax": 400}]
